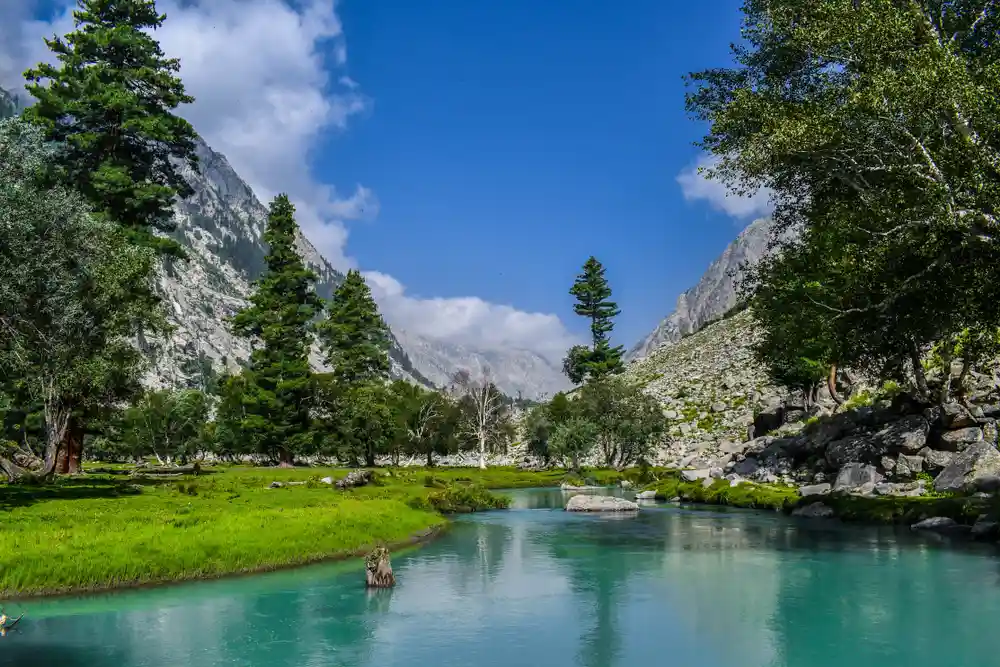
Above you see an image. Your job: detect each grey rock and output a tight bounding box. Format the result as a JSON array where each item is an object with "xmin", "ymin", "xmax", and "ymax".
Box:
[
  {"xmin": 911, "ymin": 517, "xmax": 959, "ymax": 532},
  {"xmin": 873, "ymin": 415, "xmax": 929, "ymax": 453},
  {"xmin": 732, "ymin": 457, "xmax": 760, "ymax": 476},
  {"xmin": 918, "ymin": 447, "xmax": 956, "ymax": 473},
  {"xmin": 724, "ymin": 473, "xmax": 745, "ymax": 487},
  {"xmin": 336, "ymin": 470, "xmax": 373, "ymax": 489},
  {"xmin": 269, "ymin": 481, "xmax": 284, "ymax": 488},
  {"xmin": 619, "ymin": 480, "xmax": 634, "ymax": 489},
  {"xmin": 627, "ymin": 217, "xmax": 778, "ymax": 361},
  {"xmin": 798, "ymin": 483, "xmax": 832, "ymax": 496},
  {"xmin": 936, "ymin": 427, "xmax": 984, "ymax": 452},
  {"xmin": 681, "ymin": 469, "xmax": 712, "ymax": 482},
  {"xmin": 874, "ymin": 481, "xmax": 925, "ymax": 497},
  {"xmin": 941, "ymin": 402, "xmax": 976, "ymax": 429},
  {"xmin": 826, "ymin": 435, "xmax": 887, "ymax": 468},
  {"xmin": 565, "ymin": 495, "xmax": 640, "ymax": 512},
  {"xmin": 709, "ymin": 467, "xmax": 725, "ymax": 479},
  {"xmin": 711, "ymin": 402, "xmax": 728, "ymax": 413},
  {"xmin": 971, "ymin": 517, "xmax": 1000, "ymax": 540},
  {"xmin": 663, "ymin": 410, "xmax": 679, "ymax": 420},
  {"xmin": 933, "ymin": 441, "xmax": 1000, "ymax": 493},
  {"xmin": 719, "ymin": 440, "xmax": 746, "ymax": 455},
  {"xmin": 833, "ymin": 463, "xmax": 883, "ymax": 494},
  {"xmin": 701, "ymin": 477, "xmax": 715, "ymax": 488},
  {"xmin": 792, "ymin": 502, "xmax": 835, "ymax": 519},
  {"xmin": 635, "ymin": 490, "xmax": 657, "ymax": 500},
  {"xmin": 894, "ymin": 453, "xmax": 924, "ymax": 479},
  {"xmin": 320, "ymin": 476, "xmax": 334, "ymax": 485}
]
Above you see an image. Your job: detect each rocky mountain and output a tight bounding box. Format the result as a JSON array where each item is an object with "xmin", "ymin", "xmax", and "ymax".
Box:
[
  {"xmin": 392, "ymin": 330, "xmax": 570, "ymax": 401},
  {"xmin": 1, "ymin": 86, "xmax": 564, "ymax": 399},
  {"xmin": 627, "ymin": 217, "xmax": 776, "ymax": 361}
]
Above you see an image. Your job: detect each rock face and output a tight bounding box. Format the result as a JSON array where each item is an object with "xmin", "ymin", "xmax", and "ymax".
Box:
[
  {"xmin": 364, "ymin": 547, "xmax": 395, "ymax": 588},
  {"xmin": 627, "ymin": 217, "xmax": 777, "ymax": 361},
  {"xmin": 565, "ymin": 495, "xmax": 640, "ymax": 512}
]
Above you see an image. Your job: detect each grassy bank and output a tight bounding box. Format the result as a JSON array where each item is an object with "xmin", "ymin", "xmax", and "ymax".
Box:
[
  {"xmin": 0, "ymin": 465, "xmax": 560, "ymax": 599},
  {"xmin": 649, "ymin": 473, "xmax": 998, "ymax": 526}
]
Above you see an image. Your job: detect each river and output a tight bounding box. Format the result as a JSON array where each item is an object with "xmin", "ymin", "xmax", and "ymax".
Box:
[{"xmin": 3, "ymin": 488, "xmax": 1000, "ymax": 666}]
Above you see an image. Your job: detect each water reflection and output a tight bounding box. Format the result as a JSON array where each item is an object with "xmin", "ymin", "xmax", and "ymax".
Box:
[{"xmin": 4, "ymin": 490, "xmax": 1000, "ymax": 667}]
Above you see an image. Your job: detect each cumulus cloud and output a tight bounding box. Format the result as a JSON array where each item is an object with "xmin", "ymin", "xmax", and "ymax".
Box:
[
  {"xmin": 677, "ymin": 153, "xmax": 773, "ymax": 222},
  {"xmin": 1, "ymin": 0, "xmax": 577, "ymax": 359},
  {"xmin": 364, "ymin": 272, "xmax": 579, "ymax": 363}
]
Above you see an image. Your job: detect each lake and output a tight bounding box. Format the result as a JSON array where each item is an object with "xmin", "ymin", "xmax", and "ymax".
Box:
[{"xmin": 3, "ymin": 488, "xmax": 1000, "ymax": 666}]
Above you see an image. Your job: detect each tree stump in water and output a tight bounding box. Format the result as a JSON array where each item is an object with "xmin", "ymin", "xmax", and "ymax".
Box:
[{"xmin": 364, "ymin": 547, "xmax": 395, "ymax": 588}]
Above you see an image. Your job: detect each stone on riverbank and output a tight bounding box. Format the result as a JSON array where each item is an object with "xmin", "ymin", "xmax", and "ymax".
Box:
[
  {"xmin": 336, "ymin": 470, "xmax": 373, "ymax": 490},
  {"xmin": 565, "ymin": 495, "xmax": 639, "ymax": 512},
  {"xmin": 933, "ymin": 441, "xmax": 1000, "ymax": 493},
  {"xmin": 798, "ymin": 483, "xmax": 831, "ymax": 497},
  {"xmin": 635, "ymin": 490, "xmax": 657, "ymax": 500}
]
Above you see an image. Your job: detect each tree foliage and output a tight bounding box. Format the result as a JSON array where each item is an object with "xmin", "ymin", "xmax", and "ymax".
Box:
[
  {"xmin": 119, "ymin": 389, "xmax": 210, "ymax": 464},
  {"xmin": 317, "ymin": 269, "xmax": 391, "ymax": 385},
  {"xmin": 22, "ymin": 0, "xmax": 198, "ymax": 257},
  {"xmin": 564, "ymin": 257, "xmax": 625, "ymax": 383},
  {"xmin": 0, "ymin": 118, "xmax": 158, "ymax": 481},
  {"xmin": 225, "ymin": 195, "xmax": 321, "ymax": 464},
  {"xmin": 549, "ymin": 417, "xmax": 599, "ymax": 472},
  {"xmin": 690, "ymin": 0, "xmax": 1000, "ymax": 401}
]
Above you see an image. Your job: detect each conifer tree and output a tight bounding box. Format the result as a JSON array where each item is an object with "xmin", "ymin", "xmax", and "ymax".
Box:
[
  {"xmin": 227, "ymin": 195, "xmax": 321, "ymax": 465},
  {"xmin": 564, "ymin": 257, "xmax": 625, "ymax": 383},
  {"xmin": 317, "ymin": 270, "xmax": 391, "ymax": 386},
  {"xmin": 23, "ymin": 0, "xmax": 198, "ymax": 257}
]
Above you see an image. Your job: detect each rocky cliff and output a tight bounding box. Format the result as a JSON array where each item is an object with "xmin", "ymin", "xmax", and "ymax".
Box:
[{"xmin": 627, "ymin": 217, "xmax": 776, "ymax": 361}]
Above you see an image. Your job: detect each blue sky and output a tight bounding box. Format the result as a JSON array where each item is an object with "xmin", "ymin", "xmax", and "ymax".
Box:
[
  {"xmin": 326, "ymin": 0, "xmax": 756, "ymax": 348},
  {"xmin": 1, "ymin": 0, "xmax": 768, "ymax": 359}
]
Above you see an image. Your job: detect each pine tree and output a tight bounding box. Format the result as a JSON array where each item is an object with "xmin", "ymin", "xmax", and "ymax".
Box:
[
  {"xmin": 228, "ymin": 195, "xmax": 321, "ymax": 465},
  {"xmin": 22, "ymin": 0, "xmax": 198, "ymax": 257},
  {"xmin": 317, "ymin": 269, "xmax": 391, "ymax": 386},
  {"xmin": 564, "ymin": 256, "xmax": 624, "ymax": 383}
]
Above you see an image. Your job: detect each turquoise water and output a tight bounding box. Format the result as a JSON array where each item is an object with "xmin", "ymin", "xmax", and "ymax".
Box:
[{"xmin": 4, "ymin": 488, "xmax": 1000, "ymax": 666}]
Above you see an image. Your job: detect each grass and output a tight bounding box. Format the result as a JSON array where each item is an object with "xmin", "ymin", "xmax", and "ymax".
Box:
[
  {"xmin": 0, "ymin": 465, "xmax": 576, "ymax": 599},
  {"xmin": 650, "ymin": 474, "xmax": 799, "ymax": 511}
]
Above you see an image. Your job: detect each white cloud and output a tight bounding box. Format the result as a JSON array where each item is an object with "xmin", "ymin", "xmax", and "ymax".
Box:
[
  {"xmin": 364, "ymin": 272, "xmax": 580, "ymax": 363},
  {"xmin": 1, "ymin": 0, "xmax": 577, "ymax": 361},
  {"xmin": 677, "ymin": 153, "xmax": 773, "ymax": 222}
]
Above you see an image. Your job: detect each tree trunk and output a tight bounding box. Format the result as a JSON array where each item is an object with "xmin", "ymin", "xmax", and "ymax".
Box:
[
  {"xmin": 426, "ymin": 449, "xmax": 434, "ymax": 467},
  {"xmin": 277, "ymin": 447, "xmax": 294, "ymax": 468},
  {"xmin": 910, "ymin": 342, "xmax": 931, "ymax": 399},
  {"xmin": 938, "ymin": 344, "xmax": 954, "ymax": 405},
  {"xmin": 827, "ymin": 364, "xmax": 844, "ymax": 406},
  {"xmin": 55, "ymin": 442, "xmax": 69, "ymax": 475},
  {"xmin": 365, "ymin": 450, "xmax": 376, "ymax": 468},
  {"xmin": 478, "ymin": 434, "xmax": 486, "ymax": 469},
  {"xmin": 65, "ymin": 417, "xmax": 84, "ymax": 474}
]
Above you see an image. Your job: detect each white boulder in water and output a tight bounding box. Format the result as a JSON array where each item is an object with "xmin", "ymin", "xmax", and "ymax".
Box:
[{"xmin": 565, "ymin": 495, "xmax": 639, "ymax": 512}]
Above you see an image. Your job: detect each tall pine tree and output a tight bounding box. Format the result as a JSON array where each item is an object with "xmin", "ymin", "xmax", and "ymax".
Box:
[
  {"xmin": 317, "ymin": 269, "xmax": 391, "ymax": 386},
  {"xmin": 23, "ymin": 0, "xmax": 198, "ymax": 257},
  {"xmin": 564, "ymin": 256, "xmax": 624, "ymax": 383},
  {"xmin": 227, "ymin": 195, "xmax": 321, "ymax": 465}
]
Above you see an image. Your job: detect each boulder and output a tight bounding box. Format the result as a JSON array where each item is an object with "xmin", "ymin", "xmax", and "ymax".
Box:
[
  {"xmin": 910, "ymin": 517, "xmax": 959, "ymax": 533},
  {"xmin": 681, "ymin": 469, "xmax": 711, "ymax": 482},
  {"xmin": 724, "ymin": 473, "xmax": 745, "ymax": 487},
  {"xmin": 320, "ymin": 476, "xmax": 334, "ymax": 485},
  {"xmin": 732, "ymin": 457, "xmax": 760, "ymax": 477},
  {"xmin": 933, "ymin": 441, "xmax": 1000, "ymax": 493},
  {"xmin": 798, "ymin": 483, "xmax": 832, "ymax": 497},
  {"xmin": 918, "ymin": 447, "xmax": 956, "ymax": 473},
  {"xmin": 635, "ymin": 490, "xmax": 657, "ymax": 500},
  {"xmin": 336, "ymin": 470, "xmax": 373, "ymax": 489},
  {"xmin": 711, "ymin": 402, "xmax": 728, "ymax": 413},
  {"xmin": 941, "ymin": 402, "xmax": 976, "ymax": 429},
  {"xmin": 833, "ymin": 463, "xmax": 883, "ymax": 494},
  {"xmin": 565, "ymin": 495, "xmax": 640, "ymax": 512},
  {"xmin": 753, "ymin": 398, "xmax": 785, "ymax": 437},
  {"xmin": 872, "ymin": 415, "xmax": 929, "ymax": 453},
  {"xmin": 971, "ymin": 517, "xmax": 1000, "ymax": 541},
  {"xmin": 709, "ymin": 467, "xmax": 725, "ymax": 479},
  {"xmin": 826, "ymin": 435, "xmax": 887, "ymax": 468},
  {"xmin": 619, "ymin": 480, "xmax": 634, "ymax": 489},
  {"xmin": 893, "ymin": 454, "xmax": 924, "ymax": 480},
  {"xmin": 792, "ymin": 502, "xmax": 835, "ymax": 518},
  {"xmin": 873, "ymin": 481, "xmax": 925, "ymax": 497},
  {"xmin": 935, "ymin": 427, "xmax": 984, "ymax": 452},
  {"xmin": 719, "ymin": 440, "xmax": 746, "ymax": 456}
]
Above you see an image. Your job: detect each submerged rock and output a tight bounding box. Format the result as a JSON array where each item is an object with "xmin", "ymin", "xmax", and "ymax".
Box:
[
  {"xmin": 565, "ymin": 495, "xmax": 640, "ymax": 512},
  {"xmin": 911, "ymin": 517, "xmax": 959, "ymax": 533},
  {"xmin": 792, "ymin": 502, "xmax": 835, "ymax": 519},
  {"xmin": 971, "ymin": 517, "xmax": 1000, "ymax": 541}
]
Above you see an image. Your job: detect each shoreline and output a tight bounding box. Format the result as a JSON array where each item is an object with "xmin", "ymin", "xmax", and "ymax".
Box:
[{"xmin": 6, "ymin": 523, "xmax": 450, "ymax": 603}]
